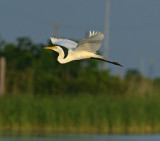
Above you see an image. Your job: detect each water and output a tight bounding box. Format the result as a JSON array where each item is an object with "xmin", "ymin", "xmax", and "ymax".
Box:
[{"xmin": 0, "ymin": 135, "xmax": 160, "ymax": 141}]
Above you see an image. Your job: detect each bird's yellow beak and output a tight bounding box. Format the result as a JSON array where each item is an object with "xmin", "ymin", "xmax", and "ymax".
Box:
[{"xmin": 44, "ymin": 46, "xmax": 57, "ymax": 50}]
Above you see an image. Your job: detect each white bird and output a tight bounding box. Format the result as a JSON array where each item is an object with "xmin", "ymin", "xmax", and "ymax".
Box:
[{"xmin": 44, "ymin": 31, "xmax": 123, "ymax": 67}]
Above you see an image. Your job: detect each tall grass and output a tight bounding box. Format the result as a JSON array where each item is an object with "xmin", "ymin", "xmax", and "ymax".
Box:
[{"xmin": 0, "ymin": 93, "xmax": 160, "ymax": 134}]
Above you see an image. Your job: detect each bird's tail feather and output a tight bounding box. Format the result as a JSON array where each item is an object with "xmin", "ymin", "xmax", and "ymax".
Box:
[{"xmin": 91, "ymin": 57, "xmax": 123, "ymax": 67}]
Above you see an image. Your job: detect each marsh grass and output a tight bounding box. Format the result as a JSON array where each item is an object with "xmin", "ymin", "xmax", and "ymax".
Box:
[{"xmin": 0, "ymin": 93, "xmax": 160, "ymax": 134}]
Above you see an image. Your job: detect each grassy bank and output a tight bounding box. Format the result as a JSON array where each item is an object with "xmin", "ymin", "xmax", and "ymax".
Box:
[{"xmin": 0, "ymin": 94, "xmax": 160, "ymax": 135}]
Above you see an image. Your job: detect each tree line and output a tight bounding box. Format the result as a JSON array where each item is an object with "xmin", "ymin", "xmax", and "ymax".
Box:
[{"xmin": 0, "ymin": 36, "xmax": 159, "ymax": 95}]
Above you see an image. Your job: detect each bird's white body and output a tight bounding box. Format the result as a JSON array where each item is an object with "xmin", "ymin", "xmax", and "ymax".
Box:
[
  {"xmin": 55, "ymin": 47, "xmax": 102, "ymax": 64},
  {"xmin": 44, "ymin": 31, "xmax": 122, "ymax": 67}
]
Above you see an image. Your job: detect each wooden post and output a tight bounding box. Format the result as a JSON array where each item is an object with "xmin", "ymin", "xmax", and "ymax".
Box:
[{"xmin": 0, "ymin": 57, "xmax": 6, "ymax": 95}]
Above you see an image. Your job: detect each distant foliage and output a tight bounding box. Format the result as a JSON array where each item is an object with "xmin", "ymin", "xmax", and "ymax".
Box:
[
  {"xmin": 0, "ymin": 37, "xmax": 158, "ymax": 96},
  {"xmin": 125, "ymin": 69, "xmax": 142, "ymax": 80}
]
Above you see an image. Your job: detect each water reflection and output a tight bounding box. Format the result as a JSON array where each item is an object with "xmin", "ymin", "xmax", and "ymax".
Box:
[{"xmin": 0, "ymin": 135, "xmax": 160, "ymax": 141}]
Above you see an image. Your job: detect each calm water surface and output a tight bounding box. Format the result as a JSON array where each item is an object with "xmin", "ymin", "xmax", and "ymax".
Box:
[{"xmin": 0, "ymin": 135, "xmax": 160, "ymax": 141}]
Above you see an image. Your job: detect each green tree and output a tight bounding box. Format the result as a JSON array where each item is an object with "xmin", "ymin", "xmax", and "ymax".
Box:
[{"xmin": 125, "ymin": 69, "xmax": 142, "ymax": 80}]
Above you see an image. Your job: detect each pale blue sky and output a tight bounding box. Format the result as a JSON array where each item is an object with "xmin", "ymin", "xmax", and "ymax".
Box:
[{"xmin": 0, "ymin": 0, "xmax": 160, "ymax": 78}]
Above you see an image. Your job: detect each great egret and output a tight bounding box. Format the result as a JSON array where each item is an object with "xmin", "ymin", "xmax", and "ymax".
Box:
[{"xmin": 44, "ymin": 31, "xmax": 123, "ymax": 67}]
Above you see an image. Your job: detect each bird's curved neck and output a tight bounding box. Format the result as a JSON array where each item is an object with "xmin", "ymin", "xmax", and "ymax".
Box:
[
  {"xmin": 57, "ymin": 49, "xmax": 64, "ymax": 61},
  {"xmin": 57, "ymin": 49, "xmax": 70, "ymax": 64}
]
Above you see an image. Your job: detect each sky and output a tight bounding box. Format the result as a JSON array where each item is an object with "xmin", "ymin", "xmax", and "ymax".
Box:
[{"xmin": 0, "ymin": 0, "xmax": 160, "ymax": 78}]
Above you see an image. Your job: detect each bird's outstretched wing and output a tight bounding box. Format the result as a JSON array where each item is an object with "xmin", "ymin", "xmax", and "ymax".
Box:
[
  {"xmin": 75, "ymin": 31, "xmax": 104, "ymax": 53},
  {"xmin": 50, "ymin": 37, "xmax": 78, "ymax": 49}
]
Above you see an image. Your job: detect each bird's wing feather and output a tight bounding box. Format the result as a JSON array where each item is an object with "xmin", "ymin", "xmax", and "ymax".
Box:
[
  {"xmin": 50, "ymin": 37, "xmax": 78, "ymax": 49},
  {"xmin": 75, "ymin": 31, "xmax": 104, "ymax": 53}
]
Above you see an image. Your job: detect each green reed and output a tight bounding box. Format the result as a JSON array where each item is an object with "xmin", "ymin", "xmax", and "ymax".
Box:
[{"xmin": 0, "ymin": 94, "xmax": 160, "ymax": 134}]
